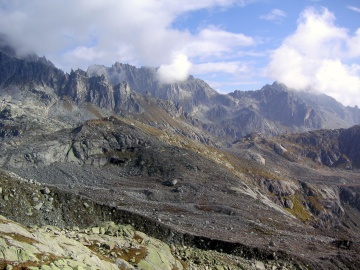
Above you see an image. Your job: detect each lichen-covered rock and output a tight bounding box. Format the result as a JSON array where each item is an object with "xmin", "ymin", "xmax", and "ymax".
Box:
[
  {"xmin": 136, "ymin": 231, "xmax": 182, "ymax": 270},
  {"xmin": 0, "ymin": 215, "xmax": 184, "ymax": 270}
]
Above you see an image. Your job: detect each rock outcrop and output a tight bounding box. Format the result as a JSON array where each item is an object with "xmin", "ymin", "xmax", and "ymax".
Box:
[{"xmin": 271, "ymin": 125, "xmax": 360, "ymax": 169}]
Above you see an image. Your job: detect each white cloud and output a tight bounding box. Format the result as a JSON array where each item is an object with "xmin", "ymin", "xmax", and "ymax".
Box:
[
  {"xmin": 157, "ymin": 53, "xmax": 192, "ymax": 83},
  {"xmin": 347, "ymin": 29, "xmax": 360, "ymax": 58},
  {"xmin": 267, "ymin": 7, "xmax": 360, "ymax": 106},
  {"xmin": 185, "ymin": 27, "xmax": 255, "ymax": 59},
  {"xmin": 315, "ymin": 60, "xmax": 360, "ymax": 106},
  {"xmin": 0, "ymin": 0, "xmax": 256, "ymax": 84},
  {"xmin": 260, "ymin": 9, "xmax": 287, "ymax": 22},
  {"xmin": 347, "ymin": 6, "xmax": 360, "ymax": 13}
]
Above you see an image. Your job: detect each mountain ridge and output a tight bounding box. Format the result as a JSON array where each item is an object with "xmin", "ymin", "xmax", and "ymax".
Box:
[{"xmin": 1, "ymin": 48, "xmax": 360, "ymax": 144}]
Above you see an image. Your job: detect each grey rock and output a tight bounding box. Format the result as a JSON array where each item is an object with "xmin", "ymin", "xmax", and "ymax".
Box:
[
  {"xmin": 34, "ymin": 202, "xmax": 43, "ymax": 210},
  {"xmin": 255, "ymin": 260, "xmax": 266, "ymax": 270},
  {"xmin": 284, "ymin": 199, "xmax": 294, "ymax": 209},
  {"xmin": 41, "ymin": 187, "xmax": 51, "ymax": 194},
  {"xmin": 91, "ymin": 227, "xmax": 100, "ymax": 234},
  {"xmin": 163, "ymin": 179, "xmax": 178, "ymax": 187},
  {"xmin": 274, "ymin": 143, "xmax": 287, "ymax": 155},
  {"xmin": 269, "ymin": 240, "xmax": 276, "ymax": 247},
  {"xmin": 247, "ymin": 151, "xmax": 266, "ymax": 165}
]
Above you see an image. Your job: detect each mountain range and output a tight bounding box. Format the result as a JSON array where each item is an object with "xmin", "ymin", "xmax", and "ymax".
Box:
[
  {"xmin": 0, "ymin": 45, "xmax": 360, "ymax": 269},
  {"xmin": 2, "ymin": 47, "xmax": 360, "ymax": 143}
]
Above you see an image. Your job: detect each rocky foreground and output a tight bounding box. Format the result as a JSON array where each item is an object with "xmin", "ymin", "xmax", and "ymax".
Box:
[
  {"xmin": 0, "ymin": 171, "xmax": 303, "ymax": 270},
  {"xmin": 0, "ymin": 216, "xmax": 304, "ymax": 270}
]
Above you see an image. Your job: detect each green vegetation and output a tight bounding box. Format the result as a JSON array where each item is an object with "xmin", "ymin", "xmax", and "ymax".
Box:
[{"xmin": 285, "ymin": 195, "xmax": 312, "ymax": 223}]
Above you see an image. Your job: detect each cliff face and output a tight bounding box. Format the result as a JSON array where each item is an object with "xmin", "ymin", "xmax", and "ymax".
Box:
[
  {"xmin": 61, "ymin": 70, "xmax": 135, "ymax": 113},
  {"xmin": 264, "ymin": 125, "xmax": 360, "ymax": 169},
  {"xmin": 0, "ymin": 51, "xmax": 63, "ymax": 89},
  {"xmin": 87, "ymin": 63, "xmax": 219, "ymax": 114}
]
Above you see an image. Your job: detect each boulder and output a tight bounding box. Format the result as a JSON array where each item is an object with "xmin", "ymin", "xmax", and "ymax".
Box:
[
  {"xmin": 41, "ymin": 187, "xmax": 51, "ymax": 195},
  {"xmin": 273, "ymin": 143, "xmax": 287, "ymax": 155}
]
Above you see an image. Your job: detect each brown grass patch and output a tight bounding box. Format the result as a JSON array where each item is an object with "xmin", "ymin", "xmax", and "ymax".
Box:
[
  {"xmin": 2, "ymin": 232, "xmax": 39, "ymax": 245},
  {"xmin": 117, "ymin": 247, "xmax": 148, "ymax": 264},
  {"xmin": 86, "ymin": 103, "xmax": 103, "ymax": 119},
  {"xmin": 62, "ymin": 96, "xmax": 73, "ymax": 111}
]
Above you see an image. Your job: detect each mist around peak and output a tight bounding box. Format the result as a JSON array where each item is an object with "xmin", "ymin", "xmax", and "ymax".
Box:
[{"xmin": 156, "ymin": 53, "xmax": 192, "ymax": 84}]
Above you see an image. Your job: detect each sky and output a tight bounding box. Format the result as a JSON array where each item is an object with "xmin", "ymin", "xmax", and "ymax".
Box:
[{"xmin": 0, "ymin": 0, "xmax": 359, "ymax": 106}]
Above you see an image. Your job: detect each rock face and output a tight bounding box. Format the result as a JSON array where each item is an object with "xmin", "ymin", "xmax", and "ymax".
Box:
[
  {"xmin": 268, "ymin": 125, "xmax": 360, "ymax": 169},
  {"xmin": 87, "ymin": 63, "xmax": 219, "ymax": 112},
  {"xmin": 0, "ymin": 50, "xmax": 63, "ymax": 88},
  {"xmin": 222, "ymin": 82, "xmax": 360, "ymax": 138}
]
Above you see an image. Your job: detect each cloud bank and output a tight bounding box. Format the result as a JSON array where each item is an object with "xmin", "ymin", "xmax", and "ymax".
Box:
[
  {"xmin": 0, "ymin": 0, "xmax": 255, "ymax": 84},
  {"xmin": 267, "ymin": 7, "xmax": 360, "ymax": 106},
  {"xmin": 1, "ymin": 2, "xmax": 359, "ymax": 106}
]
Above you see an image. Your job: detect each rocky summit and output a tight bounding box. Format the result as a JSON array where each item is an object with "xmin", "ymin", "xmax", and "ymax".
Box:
[{"xmin": 0, "ymin": 45, "xmax": 360, "ymax": 269}]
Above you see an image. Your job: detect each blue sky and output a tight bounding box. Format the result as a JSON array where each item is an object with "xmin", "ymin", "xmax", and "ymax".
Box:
[{"xmin": 0, "ymin": 0, "xmax": 359, "ymax": 106}]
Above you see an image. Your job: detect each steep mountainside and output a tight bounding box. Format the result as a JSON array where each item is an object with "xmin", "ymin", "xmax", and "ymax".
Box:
[
  {"xmin": 268, "ymin": 125, "xmax": 360, "ymax": 169},
  {"xmin": 87, "ymin": 63, "xmax": 219, "ymax": 112}
]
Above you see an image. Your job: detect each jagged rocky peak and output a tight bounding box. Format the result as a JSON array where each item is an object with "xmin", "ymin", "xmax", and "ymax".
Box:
[
  {"xmin": 229, "ymin": 81, "xmax": 360, "ymax": 130},
  {"xmin": 0, "ymin": 46, "xmax": 63, "ymax": 89},
  {"xmin": 61, "ymin": 69, "xmax": 87, "ymax": 101},
  {"xmin": 0, "ymin": 37, "xmax": 57, "ymax": 69},
  {"xmin": 260, "ymin": 83, "xmax": 321, "ymax": 127},
  {"xmin": 87, "ymin": 61, "xmax": 219, "ymax": 113},
  {"xmin": 87, "ymin": 62, "xmax": 157, "ymax": 86},
  {"xmin": 61, "ymin": 68, "xmax": 138, "ymax": 112}
]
